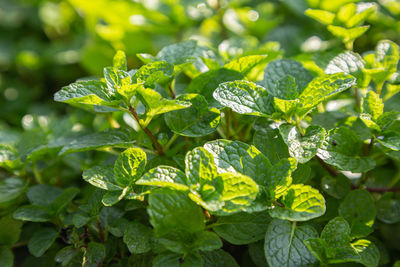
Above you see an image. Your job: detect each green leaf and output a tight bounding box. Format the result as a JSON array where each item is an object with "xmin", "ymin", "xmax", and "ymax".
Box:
[
  {"xmin": 321, "ymin": 174, "xmax": 351, "ymax": 199},
  {"xmin": 102, "ymin": 189, "xmax": 128, "ymax": 206},
  {"xmin": 305, "ymin": 9, "xmax": 335, "ymax": 25},
  {"xmin": 224, "ymin": 55, "xmax": 268, "ymax": 76},
  {"xmin": 153, "ymin": 252, "xmax": 203, "ymax": 267},
  {"xmin": 54, "ymin": 80, "xmax": 120, "ymax": 107},
  {"xmin": 317, "ymin": 127, "xmax": 375, "ymax": 172},
  {"xmin": 187, "ymin": 68, "xmax": 243, "ymax": 107},
  {"xmin": 203, "ymin": 139, "xmax": 272, "ymax": 185},
  {"xmin": 0, "ymin": 177, "xmax": 27, "ymax": 203},
  {"xmin": 82, "ymin": 165, "xmax": 123, "ymax": 191},
  {"xmin": 264, "ymin": 219, "xmax": 318, "ymax": 267},
  {"xmin": 327, "ymin": 25, "xmax": 370, "ymax": 44},
  {"xmin": 13, "ymin": 205, "xmax": 53, "ymax": 222},
  {"xmin": 137, "ymin": 166, "xmax": 189, "ymax": 191},
  {"xmin": 103, "ymin": 67, "xmax": 130, "ymax": 94},
  {"xmin": 212, "ymin": 211, "xmax": 271, "ymax": 245},
  {"xmin": 0, "ymin": 247, "xmax": 13, "ymax": 267},
  {"xmin": 154, "ymin": 40, "xmax": 197, "ymax": 66},
  {"xmin": 83, "ymin": 242, "xmax": 105, "ymax": 267},
  {"xmin": 0, "ymin": 145, "xmax": 20, "ymax": 169},
  {"xmin": 59, "ymin": 129, "xmax": 133, "ymax": 155},
  {"xmin": 325, "ymin": 51, "xmax": 365, "ymax": 86},
  {"xmin": 362, "ymin": 91, "xmax": 383, "ymax": 121},
  {"xmin": 253, "ymin": 126, "xmax": 289, "ymax": 165},
  {"xmin": 267, "ymin": 158, "xmax": 297, "ymax": 199},
  {"xmin": 376, "ymin": 40, "xmax": 399, "ymax": 73},
  {"xmin": 320, "ymin": 217, "xmax": 351, "ymax": 248},
  {"xmin": 133, "ymin": 61, "xmax": 174, "ymax": 87},
  {"xmin": 113, "ymin": 50, "xmax": 127, "ymax": 71},
  {"xmin": 213, "ymin": 80, "xmax": 274, "ymax": 116},
  {"xmin": 192, "ymin": 231, "xmax": 222, "ymax": 251},
  {"xmin": 200, "ymin": 250, "xmax": 239, "ymax": 267},
  {"xmin": 27, "ymin": 184, "xmax": 62, "ymax": 206},
  {"xmin": 0, "ymin": 216, "xmax": 22, "ymax": 246},
  {"xmin": 279, "ymin": 124, "xmax": 326, "ymax": 163},
  {"xmin": 377, "ymin": 131, "xmax": 400, "ymax": 151},
  {"xmin": 262, "ymin": 59, "xmax": 312, "ymax": 96},
  {"xmin": 114, "ymin": 148, "xmax": 146, "ymax": 187},
  {"xmin": 28, "ymin": 228, "xmax": 58, "ymax": 257},
  {"xmin": 123, "ymin": 221, "xmax": 153, "ymax": 254},
  {"xmin": 269, "ymin": 184, "xmax": 325, "ymax": 221},
  {"xmin": 297, "ymin": 73, "xmax": 356, "ymax": 118},
  {"xmin": 136, "ymin": 87, "xmax": 191, "ymax": 118},
  {"xmin": 50, "ymin": 187, "xmax": 79, "ymax": 215},
  {"xmin": 148, "ymin": 189, "xmax": 205, "ymax": 236},
  {"xmin": 339, "ymin": 189, "xmax": 376, "ymax": 236},
  {"xmin": 376, "ymin": 193, "xmax": 400, "ymax": 224},
  {"xmin": 55, "ymin": 246, "xmax": 79, "ymax": 266},
  {"xmin": 165, "ymin": 94, "xmax": 220, "ymax": 137},
  {"xmin": 185, "ymin": 147, "xmax": 218, "ymax": 185}
]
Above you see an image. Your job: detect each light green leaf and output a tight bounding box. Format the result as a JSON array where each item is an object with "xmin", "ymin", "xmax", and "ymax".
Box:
[
  {"xmin": 103, "ymin": 67, "xmax": 130, "ymax": 94},
  {"xmin": 213, "ymin": 80, "xmax": 274, "ymax": 116},
  {"xmin": 325, "ymin": 51, "xmax": 365, "ymax": 86},
  {"xmin": 376, "ymin": 40, "xmax": 399, "ymax": 73},
  {"xmin": 0, "ymin": 145, "xmax": 20, "ymax": 169},
  {"xmin": 327, "ymin": 25, "xmax": 370, "ymax": 44},
  {"xmin": 185, "ymin": 147, "xmax": 218, "ymax": 185},
  {"xmin": 0, "ymin": 178, "xmax": 27, "ymax": 203},
  {"xmin": 136, "ymin": 87, "xmax": 191, "ymax": 118},
  {"xmin": 133, "ymin": 61, "xmax": 174, "ymax": 87},
  {"xmin": 279, "ymin": 124, "xmax": 326, "ymax": 163},
  {"xmin": 317, "ymin": 127, "xmax": 376, "ymax": 172},
  {"xmin": 137, "ymin": 166, "xmax": 189, "ymax": 191},
  {"xmin": 113, "ymin": 50, "xmax": 127, "ymax": 71},
  {"xmin": 305, "ymin": 9, "xmax": 335, "ymax": 25},
  {"xmin": 224, "ymin": 55, "xmax": 268, "ymax": 76},
  {"xmin": 297, "ymin": 73, "xmax": 356, "ymax": 118},
  {"xmin": 155, "ymin": 40, "xmax": 197, "ymax": 66},
  {"xmin": 264, "ymin": 219, "xmax": 318, "ymax": 267},
  {"xmin": 203, "ymin": 139, "xmax": 272, "ymax": 185},
  {"xmin": 212, "ymin": 211, "xmax": 271, "ymax": 245},
  {"xmin": 102, "ymin": 189, "xmax": 128, "ymax": 206},
  {"xmin": 123, "ymin": 221, "xmax": 153, "ymax": 254},
  {"xmin": 114, "ymin": 148, "xmax": 146, "ymax": 187},
  {"xmin": 165, "ymin": 94, "xmax": 220, "ymax": 137},
  {"xmin": 269, "ymin": 184, "xmax": 326, "ymax": 221},
  {"xmin": 54, "ymin": 80, "xmax": 120, "ymax": 107},
  {"xmin": 267, "ymin": 158, "xmax": 296, "ymax": 199},
  {"xmin": 262, "ymin": 59, "xmax": 312, "ymax": 96},
  {"xmin": 148, "ymin": 189, "xmax": 205, "ymax": 236},
  {"xmin": 28, "ymin": 228, "xmax": 58, "ymax": 257},
  {"xmin": 273, "ymin": 75, "xmax": 299, "ymax": 100},
  {"xmin": 59, "ymin": 129, "xmax": 133, "ymax": 155},
  {"xmin": 362, "ymin": 91, "xmax": 383, "ymax": 121},
  {"xmin": 82, "ymin": 165, "xmax": 122, "ymax": 191}
]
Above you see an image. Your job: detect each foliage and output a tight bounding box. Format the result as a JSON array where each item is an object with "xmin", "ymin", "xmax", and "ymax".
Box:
[{"xmin": 1, "ymin": 0, "xmax": 400, "ymax": 266}]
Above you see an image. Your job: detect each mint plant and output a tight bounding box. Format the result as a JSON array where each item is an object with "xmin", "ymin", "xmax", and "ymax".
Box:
[{"xmin": 1, "ymin": 1, "xmax": 400, "ymax": 267}]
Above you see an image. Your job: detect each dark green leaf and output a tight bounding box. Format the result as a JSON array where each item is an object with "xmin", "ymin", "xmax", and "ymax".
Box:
[{"xmin": 28, "ymin": 228, "xmax": 58, "ymax": 257}]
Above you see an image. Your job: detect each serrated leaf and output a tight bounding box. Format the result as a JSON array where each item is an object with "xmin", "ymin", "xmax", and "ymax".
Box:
[
  {"xmin": 83, "ymin": 242, "xmax": 105, "ymax": 267},
  {"xmin": 376, "ymin": 193, "xmax": 400, "ymax": 224},
  {"xmin": 185, "ymin": 147, "xmax": 218, "ymax": 186},
  {"xmin": 102, "ymin": 189, "xmax": 128, "ymax": 206},
  {"xmin": 0, "ymin": 178, "xmax": 27, "ymax": 203},
  {"xmin": 114, "ymin": 148, "xmax": 146, "ymax": 186},
  {"xmin": 137, "ymin": 166, "xmax": 189, "ymax": 191},
  {"xmin": 54, "ymin": 80, "xmax": 120, "ymax": 107},
  {"xmin": 213, "ymin": 80, "xmax": 274, "ymax": 116},
  {"xmin": 362, "ymin": 91, "xmax": 383, "ymax": 121},
  {"xmin": 192, "ymin": 231, "xmax": 222, "ymax": 251},
  {"xmin": 82, "ymin": 166, "xmax": 122, "ymax": 191},
  {"xmin": 153, "ymin": 252, "xmax": 203, "ymax": 267},
  {"xmin": 123, "ymin": 221, "xmax": 153, "ymax": 254},
  {"xmin": 267, "ymin": 158, "xmax": 296, "ymax": 199},
  {"xmin": 148, "ymin": 189, "xmax": 205, "ymax": 236},
  {"xmin": 376, "ymin": 131, "xmax": 400, "ymax": 151},
  {"xmin": 262, "ymin": 59, "xmax": 312, "ymax": 96},
  {"xmin": 327, "ymin": 25, "xmax": 370, "ymax": 44},
  {"xmin": 50, "ymin": 187, "xmax": 79, "ymax": 215},
  {"xmin": 269, "ymin": 184, "xmax": 325, "ymax": 221},
  {"xmin": 325, "ymin": 51, "xmax": 365, "ymax": 86},
  {"xmin": 279, "ymin": 124, "xmax": 326, "ymax": 163},
  {"xmin": 103, "ymin": 67, "xmax": 130, "ymax": 94},
  {"xmin": 28, "ymin": 228, "xmax": 58, "ymax": 257},
  {"xmin": 317, "ymin": 127, "xmax": 375, "ymax": 172},
  {"xmin": 165, "ymin": 94, "xmax": 220, "ymax": 137},
  {"xmin": 200, "ymin": 250, "xmax": 239, "ymax": 267},
  {"xmin": 224, "ymin": 55, "xmax": 268, "ymax": 76},
  {"xmin": 155, "ymin": 40, "xmax": 197, "ymax": 66},
  {"xmin": 133, "ymin": 61, "xmax": 174, "ymax": 87},
  {"xmin": 55, "ymin": 246, "xmax": 79, "ymax": 266},
  {"xmin": 59, "ymin": 129, "xmax": 133, "ymax": 155},
  {"xmin": 297, "ymin": 73, "xmax": 356, "ymax": 118},
  {"xmin": 212, "ymin": 211, "xmax": 271, "ymax": 245},
  {"xmin": 113, "ymin": 50, "xmax": 127, "ymax": 71},
  {"xmin": 320, "ymin": 217, "xmax": 351, "ymax": 248},
  {"xmin": 321, "ymin": 174, "xmax": 351, "ymax": 199},
  {"xmin": 264, "ymin": 219, "xmax": 317, "ymax": 267},
  {"xmin": 136, "ymin": 87, "xmax": 191, "ymax": 118},
  {"xmin": 376, "ymin": 40, "xmax": 399, "ymax": 73},
  {"xmin": 13, "ymin": 205, "xmax": 53, "ymax": 222}
]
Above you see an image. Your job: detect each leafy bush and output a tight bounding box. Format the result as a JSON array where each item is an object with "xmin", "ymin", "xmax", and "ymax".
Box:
[{"xmin": 1, "ymin": 0, "xmax": 400, "ymax": 266}]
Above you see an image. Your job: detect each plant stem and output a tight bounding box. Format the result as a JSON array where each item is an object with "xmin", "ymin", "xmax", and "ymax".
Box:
[
  {"xmin": 225, "ymin": 109, "xmax": 230, "ymax": 139},
  {"xmin": 32, "ymin": 162, "xmax": 44, "ymax": 184},
  {"xmin": 97, "ymin": 220, "xmax": 104, "ymax": 243},
  {"xmin": 168, "ymin": 83, "xmax": 176, "ymax": 99},
  {"xmin": 128, "ymin": 105, "xmax": 165, "ymax": 155},
  {"xmin": 315, "ymin": 155, "xmax": 339, "ymax": 176},
  {"xmin": 376, "ymin": 82, "xmax": 384, "ymax": 96},
  {"xmin": 165, "ymin": 133, "xmax": 179, "ymax": 151}
]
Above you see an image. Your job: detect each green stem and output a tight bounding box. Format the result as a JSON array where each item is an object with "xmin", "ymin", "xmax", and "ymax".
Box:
[
  {"xmin": 32, "ymin": 162, "xmax": 44, "ymax": 184},
  {"xmin": 165, "ymin": 133, "xmax": 179, "ymax": 151},
  {"xmin": 376, "ymin": 82, "xmax": 384, "ymax": 96}
]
